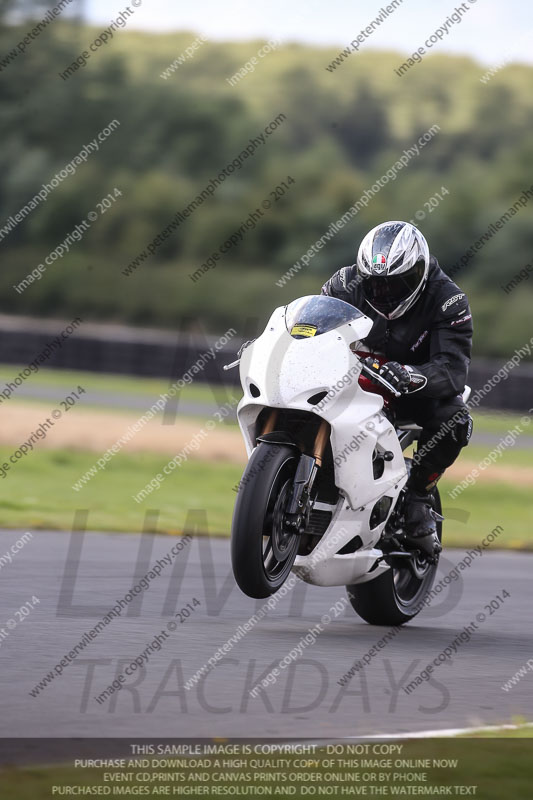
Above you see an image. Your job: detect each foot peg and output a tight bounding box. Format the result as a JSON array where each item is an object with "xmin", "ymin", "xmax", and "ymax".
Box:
[{"xmin": 403, "ymin": 531, "xmax": 442, "ymax": 561}]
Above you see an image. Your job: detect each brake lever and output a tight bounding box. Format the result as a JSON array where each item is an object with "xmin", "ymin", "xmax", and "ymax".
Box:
[
  {"xmin": 360, "ymin": 362, "xmax": 402, "ymax": 398},
  {"xmin": 224, "ymin": 339, "xmax": 255, "ymax": 371},
  {"xmin": 223, "ymin": 359, "xmax": 240, "ymax": 371}
]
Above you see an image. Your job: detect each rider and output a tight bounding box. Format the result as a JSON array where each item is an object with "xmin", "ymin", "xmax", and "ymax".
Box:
[{"xmin": 321, "ymin": 221, "xmax": 473, "ymax": 557}]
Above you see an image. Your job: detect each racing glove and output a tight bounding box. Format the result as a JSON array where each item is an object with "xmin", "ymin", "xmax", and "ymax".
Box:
[{"xmin": 362, "ymin": 358, "xmax": 411, "ymax": 394}]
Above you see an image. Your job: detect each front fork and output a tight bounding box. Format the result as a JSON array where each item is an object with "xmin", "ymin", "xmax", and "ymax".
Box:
[
  {"xmin": 285, "ymin": 419, "xmax": 330, "ymax": 534},
  {"xmin": 258, "ymin": 412, "xmax": 330, "ymax": 534}
]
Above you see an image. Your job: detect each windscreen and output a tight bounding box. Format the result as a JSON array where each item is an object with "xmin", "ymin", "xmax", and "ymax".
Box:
[{"xmin": 285, "ymin": 295, "xmax": 364, "ymax": 339}]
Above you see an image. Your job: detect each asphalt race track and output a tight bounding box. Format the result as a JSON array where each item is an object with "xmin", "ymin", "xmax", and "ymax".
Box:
[{"xmin": 1, "ymin": 529, "xmax": 531, "ymax": 742}]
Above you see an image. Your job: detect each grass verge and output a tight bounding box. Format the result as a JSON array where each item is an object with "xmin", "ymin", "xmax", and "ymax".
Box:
[{"xmin": 0, "ymin": 446, "xmax": 531, "ymax": 548}]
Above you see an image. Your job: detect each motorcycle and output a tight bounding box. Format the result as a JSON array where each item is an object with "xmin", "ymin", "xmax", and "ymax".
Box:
[{"xmin": 225, "ymin": 295, "xmax": 470, "ymax": 625}]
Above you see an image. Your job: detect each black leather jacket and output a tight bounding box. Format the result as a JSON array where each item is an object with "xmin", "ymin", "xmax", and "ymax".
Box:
[{"xmin": 321, "ymin": 257, "xmax": 473, "ymax": 399}]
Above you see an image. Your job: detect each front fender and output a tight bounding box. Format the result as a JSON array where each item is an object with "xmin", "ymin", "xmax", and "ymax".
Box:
[{"xmin": 256, "ymin": 431, "xmax": 300, "ymax": 449}]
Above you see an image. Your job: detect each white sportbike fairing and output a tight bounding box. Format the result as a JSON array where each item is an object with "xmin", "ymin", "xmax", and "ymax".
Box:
[{"xmin": 229, "ymin": 295, "xmax": 453, "ymax": 625}]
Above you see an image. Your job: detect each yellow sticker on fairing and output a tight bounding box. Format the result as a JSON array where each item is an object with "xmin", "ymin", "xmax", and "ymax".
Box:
[{"xmin": 291, "ymin": 324, "xmax": 317, "ymax": 337}]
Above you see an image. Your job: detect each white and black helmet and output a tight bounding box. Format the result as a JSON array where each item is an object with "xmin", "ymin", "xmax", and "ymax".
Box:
[{"xmin": 357, "ymin": 221, "xmax": 430, "ymax": 320}]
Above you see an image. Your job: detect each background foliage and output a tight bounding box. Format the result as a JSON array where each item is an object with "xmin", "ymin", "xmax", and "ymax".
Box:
[{"xmin": 1, "ymin": 4, "xmax": 532, "ymax": 356}]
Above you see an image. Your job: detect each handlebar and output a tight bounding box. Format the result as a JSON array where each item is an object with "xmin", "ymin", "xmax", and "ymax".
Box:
[{"xmin": 223, "ymin": 350, "xmax": 402, "ymax": 398}]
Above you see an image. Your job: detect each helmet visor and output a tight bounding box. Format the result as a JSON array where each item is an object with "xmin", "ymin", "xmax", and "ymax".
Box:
[{"xmin": 361, "ymin": 259, "xmax": 426, "ymax": 315}]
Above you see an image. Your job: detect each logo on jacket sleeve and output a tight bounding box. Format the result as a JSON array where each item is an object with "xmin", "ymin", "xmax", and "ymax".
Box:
[
  {"xmin": 450, "ymin": 313, "xmax": 472, "ymax": 326},
  {"xmin": 340, "ymin": 266, "xmax": 350, "ymax": 289},
  {"xmin": 410, "ymin": 329, "xmax": 429, "ymax": 351},
  {"xmin": 441, "ymin": 293, "xmax": 465, "ymax": 312}
]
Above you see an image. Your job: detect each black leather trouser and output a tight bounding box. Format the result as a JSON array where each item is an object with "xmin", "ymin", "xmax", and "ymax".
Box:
[{"xmin": 395, "ymin": 394, "xmax": 473, "ymax": 493}]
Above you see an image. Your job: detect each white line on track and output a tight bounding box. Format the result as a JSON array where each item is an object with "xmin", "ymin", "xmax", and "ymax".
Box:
[{"xmin": 342, "ymin": 722, "xmax": 533, "ymax": 739}]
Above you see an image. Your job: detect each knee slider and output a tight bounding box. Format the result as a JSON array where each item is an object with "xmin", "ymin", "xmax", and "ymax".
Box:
[{"xmin": 450, "ymin": 410, "xmax": 473, "ymax": 447}]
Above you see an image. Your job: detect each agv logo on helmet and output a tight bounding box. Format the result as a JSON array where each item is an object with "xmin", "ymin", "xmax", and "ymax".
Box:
[{"xmin": 371, "ymin": 254, "xmax": 388, "ymax": 274}]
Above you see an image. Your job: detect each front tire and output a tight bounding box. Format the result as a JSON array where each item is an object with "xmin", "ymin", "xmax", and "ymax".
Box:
[
  {"xmin": 231, "ymin": 443, "xmax": 300, "ymax": 599},
  {"xmin": 346, "ymin": 486, "xmax": 443, "ymax": 626}
]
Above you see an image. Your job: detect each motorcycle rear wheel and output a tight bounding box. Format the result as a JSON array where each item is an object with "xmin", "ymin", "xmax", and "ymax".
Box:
[{"xmin": 346, "ymin": 485, "xmax": 443, "ymax": 626}]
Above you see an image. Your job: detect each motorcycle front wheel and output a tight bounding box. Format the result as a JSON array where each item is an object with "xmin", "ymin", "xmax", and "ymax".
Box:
[{"xmin": 231, "ymin": 442, "xmax": 300, "ymax": 599}]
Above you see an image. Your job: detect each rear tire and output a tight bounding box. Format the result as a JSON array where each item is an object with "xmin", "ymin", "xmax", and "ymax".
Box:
[
  {"xmin": 231, "ymin": 443, "xmax": 300, "ymax": 599},
  {"xmin": 346, "ymin": 485, "xmax": 443, "ymax": 626}
]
